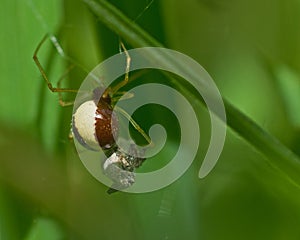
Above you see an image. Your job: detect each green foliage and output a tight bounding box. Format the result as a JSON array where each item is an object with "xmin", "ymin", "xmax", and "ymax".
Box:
[{"xmin": 25, "ymin": 218, "xmax": 64, "ymax": 240}]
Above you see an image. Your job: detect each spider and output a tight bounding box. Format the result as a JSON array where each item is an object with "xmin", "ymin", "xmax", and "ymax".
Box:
[{"xmin": 33, "ymin": 34, "xmax": 152, "ymax": 193}]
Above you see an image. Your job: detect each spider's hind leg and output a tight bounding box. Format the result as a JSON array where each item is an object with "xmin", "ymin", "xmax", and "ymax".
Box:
[{"xmin": 33, "ymin": 34, "xmax": 79, "ymax": 106}]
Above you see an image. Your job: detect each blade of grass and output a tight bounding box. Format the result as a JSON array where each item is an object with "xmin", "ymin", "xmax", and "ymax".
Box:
[{"xmin": 82, "ymin": 0, "xmax": 300, "ymax": 187}]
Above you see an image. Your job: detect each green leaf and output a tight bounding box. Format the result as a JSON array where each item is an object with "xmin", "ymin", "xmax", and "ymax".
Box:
[
  {"xmin": 25, "ymin": 218, "xmax": 64, "ymax": 240},
  {"xmin": 275, "ymin": 65, "xmax": 300, "ymax": 127}
]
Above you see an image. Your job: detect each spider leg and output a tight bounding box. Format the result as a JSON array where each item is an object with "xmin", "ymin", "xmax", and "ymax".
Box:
[
  {"xmin": 33, "ymin": 34, "xmax": 78, "ymax": 95},
  {"xmin": 57, "ymin": 64, "xmax": 77, "ymax": 106},
  {"xmin": 115, "ymin": 106, "xmax": 152, "ymax": 145},
  {"xmin": 104, "ymin": 41, "xmax": 131, "ymax": 97}
]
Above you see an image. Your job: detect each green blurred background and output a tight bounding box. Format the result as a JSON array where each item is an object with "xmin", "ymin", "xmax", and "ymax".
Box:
[{"xmin": 1, "ymin": 0, "xmax": 300, "ymax": 239}]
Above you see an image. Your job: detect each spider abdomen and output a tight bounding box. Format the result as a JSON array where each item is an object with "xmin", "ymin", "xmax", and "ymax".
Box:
[{"xmin": 72, "ymin": 99, "xmax": 119, "ymax": 151}]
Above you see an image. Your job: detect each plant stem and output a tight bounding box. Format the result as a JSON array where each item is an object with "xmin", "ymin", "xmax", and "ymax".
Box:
[{"xmin": 82, "ymin": 0, "xmax": 300, "ymax": 187}]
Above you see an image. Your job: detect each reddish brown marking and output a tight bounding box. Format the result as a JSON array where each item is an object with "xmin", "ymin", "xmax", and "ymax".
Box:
[{"xmin": 94, "ymin": 99, "xmax": 119, "ymax": 149}]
